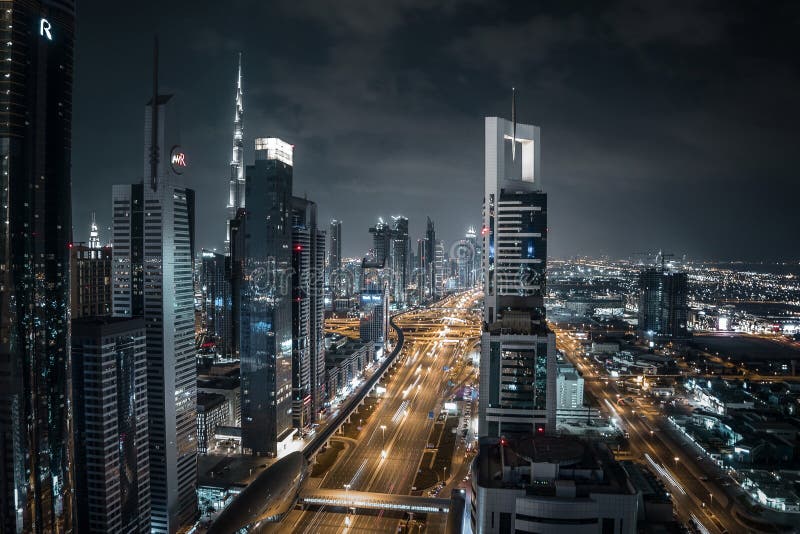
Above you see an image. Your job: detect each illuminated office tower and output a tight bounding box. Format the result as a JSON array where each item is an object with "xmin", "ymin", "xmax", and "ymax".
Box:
[
  {"xmin": 0, "ymin": 2, "xmax": 76, "ymax": 531},
  {"xmin": 71, "ymin": 241, "xmax": 113, "ymax": 318},
  {"xmin": 72, "ymin": 317, "xmax": 151, "ymax": 533},
  {"xmin": 369, "ymin": 218, "xmax": 391, "ymax": 267},
  {"xmin": 435, "ymin": 239, "xmax": 444, "ymax": 298},
  {"xmin": 201, "ymin": 250, "xmax": 233, "ymax": 357},
  {"xmin": 112, "ymin": 90, "xmax": 197, "ymax": 532},
  {"xmin": 390, "ymin": 216, "xmax": 410, "ymax": 305},
  {"xmin": 292, "ymin": 197, "xmax": 326, "ymax": 428},
  {"xmin": 638, "ymin": 267, "xmax": 689, "ymax": 341},
  {"xmin": 479, "ymin": 114, "xmax": 556, "ymax": 438},
  {"xmin": 236, "ymin": 138, "xmax": 295, "ymax": 456},
  {"xmin": 329, "ymin": 219, "xmax": 342, "ymax": 271}
]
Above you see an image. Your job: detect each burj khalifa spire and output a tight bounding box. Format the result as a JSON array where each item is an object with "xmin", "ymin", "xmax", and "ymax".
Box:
[{"xmin": 226, "ymin": 53, "xmax": 245, "ymax": 250}]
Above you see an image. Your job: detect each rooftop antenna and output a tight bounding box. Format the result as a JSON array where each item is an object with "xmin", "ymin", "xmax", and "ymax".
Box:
[
  {"xmin": 149, "ymin": 35, "xmax": 159, "ymax": 191},
  {"xmin": 511, "ymin": 87, "xmax": 517, "ymax": 161}
]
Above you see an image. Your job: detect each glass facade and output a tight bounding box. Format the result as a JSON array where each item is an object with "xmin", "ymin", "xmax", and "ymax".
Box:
[
  {"xmin": 637, "ymin": 268, "xmax": 689, "ymax": 340},
  {"xmin": 0, "ymin": 2, "xmax": 75, "ymax": 532},
  {"xmin": 238, "ymin": 145, "xmax": 294, "ymax": 456},
  {"xmin": 201, "ymin": 251, "xmax": 233, "ymax": 357}
]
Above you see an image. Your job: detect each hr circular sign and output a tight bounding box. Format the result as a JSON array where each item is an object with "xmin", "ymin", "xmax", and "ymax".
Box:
[{"xmin": 170, "ymin": 146, "xmax": 187, "ymax": 174}]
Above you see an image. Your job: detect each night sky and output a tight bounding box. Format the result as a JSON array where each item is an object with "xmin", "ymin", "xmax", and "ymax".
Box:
[{"xmin": 72, "ymin": 0, "xmax": 799, "ymax": 261}]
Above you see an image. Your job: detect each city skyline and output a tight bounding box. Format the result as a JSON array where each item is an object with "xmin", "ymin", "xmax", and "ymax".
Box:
[
  {"xmin": 71, "ymin": 0, "xmax": 798, "ymax": 261},
  {"xmin": 5, "ymin": 2, "xmax": 800, "ymax": 533}
]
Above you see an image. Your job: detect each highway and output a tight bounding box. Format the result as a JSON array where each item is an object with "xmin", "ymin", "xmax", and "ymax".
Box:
[
  {"xmin": 554, "ymin": 326, "xmax": 755, "ymax": 534},
  {"xmin": 281, "ymin": 291, "xmax": 482, "ymax": 533}
]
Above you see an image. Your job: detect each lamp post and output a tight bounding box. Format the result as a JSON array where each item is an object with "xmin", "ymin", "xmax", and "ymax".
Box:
[
  {"xmin": 443, "ymin": 466, "xmax": 448, "ymax": 483},
  {"xmin": 674, "ymin": 457, "xmax": 679, "ymax": 470}
]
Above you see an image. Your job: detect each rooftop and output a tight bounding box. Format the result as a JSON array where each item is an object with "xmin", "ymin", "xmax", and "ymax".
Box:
[{"xmin": 476, "ymin": 435, "xmax": 634, "ymax": 497}]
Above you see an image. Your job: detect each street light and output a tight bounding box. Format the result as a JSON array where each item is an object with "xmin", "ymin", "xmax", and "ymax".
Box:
[
  {"xmin": 443, "ymin": 466, "xmax": 448, "ymax": 483},
  {"xmin": 709, "ymin": 492, "xmax": 713, "ymax": 506},
  {"xmin": 674, "ymin": 457, "xmax": 679, "ymax": 469}
]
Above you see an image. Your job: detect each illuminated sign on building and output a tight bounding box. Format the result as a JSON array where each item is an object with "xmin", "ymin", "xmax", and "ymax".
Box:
[
  {"xmin": 40, "ymin": 18, "xmax": 52, "ymax": 40},
  {"xmin": 170, "ymin": 146, "xmax": 187, "ymax": 174}
]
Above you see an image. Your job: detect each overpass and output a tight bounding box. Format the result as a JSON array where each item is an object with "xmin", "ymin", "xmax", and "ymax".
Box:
[{"xmin": 299, "ymin": 488, "xmax": 450, "ymax": 514}]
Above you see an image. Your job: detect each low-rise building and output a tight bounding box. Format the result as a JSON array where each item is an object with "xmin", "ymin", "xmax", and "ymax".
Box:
[
  {"xmin": 197, "ymin": 393, "xmax": 230, "ymax": 454},
  {"xmin": 325, "ymin": 336, "xmax": 374, "ymax": 401},
  {"xmin": 471, "ymin": 436, "xmax": 638, "ymax": 534}
]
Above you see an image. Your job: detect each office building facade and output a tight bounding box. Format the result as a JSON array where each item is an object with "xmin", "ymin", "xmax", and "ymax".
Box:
[
  {"xmin": 0, "ymin": 2, "xmax": 76, "ymax": 531},
  {"xmin": 390, "ymin": 216, "xmax": 410, "ymax": 305},
  {"xmin": 638, "ymin": 267, "xmax": 690, "ymax": 341},
  {"xmin": 329, "ymin": 219, "xmax": 342, "ymax": 271},
  {"xmin": 479, "ymin": 116, "xmax": 556, "ymax": 438},
  {"xmin": 112, "ymin": 94, "xmax": 197, "ymax": 532},
  {"xmin": 292, "ymin": 197, "xmax": 326, "ymax": 427},
  {"xmin": 201, "ymin": 250, "xmax": 233, "ymax": 357},
  {"xmin": 72, "ymin": 317, "xmax": 151, "ymax": 533},
  {"xmin": 71, "ymin": 243, "xmax": 113, "ymax": 318},
  {"xmin": 236, "ymin": 138, "xmax": 295, "ymax": 456}
]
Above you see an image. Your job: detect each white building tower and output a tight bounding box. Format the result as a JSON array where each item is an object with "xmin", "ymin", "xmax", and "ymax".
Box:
[{"xmin": 226, "ymin": 53, "xmax": 245, "ymax": 251}]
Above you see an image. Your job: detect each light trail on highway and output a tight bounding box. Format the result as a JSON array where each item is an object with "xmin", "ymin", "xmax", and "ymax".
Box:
[{"xmin": 281, "ymin": 290, "xmax": 483, "ymax": 533}]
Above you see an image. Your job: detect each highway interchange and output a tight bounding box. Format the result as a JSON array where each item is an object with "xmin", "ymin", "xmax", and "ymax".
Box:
[{"xmin": 279, "ymin": 291, "xmax": 482, "ymax": 533}]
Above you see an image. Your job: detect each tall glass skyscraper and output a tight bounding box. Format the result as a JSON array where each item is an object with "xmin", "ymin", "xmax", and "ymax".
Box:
[
  {"xmin": 112, "ymin": 94, "xmax": 197, "ymax": 533},
  {"xmin": 638, "ymin": 267, "xmax": 689, "ymax": 341},
  {"xmin": 292, "ymin": 197, "xmax": 326, "ymax": 428},
  {"xmin": 236, "ymin": 138, "xmax": 295, "ymax": 456},
  {"xmin": 0, "ymin": 2, "xmax": 75, "ymax": 531},
  {"xmin": 479, "ymin": 115, "xmax": 556, "ymax": 438},
  {"xmin": 329, "ymin": 219, "xmax": 342, "ymax": 271}
]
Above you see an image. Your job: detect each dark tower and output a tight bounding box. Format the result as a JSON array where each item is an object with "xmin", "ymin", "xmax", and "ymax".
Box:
[{"xmin": 0, "ymin": 2, "xmax": 76, "ymax": 531}]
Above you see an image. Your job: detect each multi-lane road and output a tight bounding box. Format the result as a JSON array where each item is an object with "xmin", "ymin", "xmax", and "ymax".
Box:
[{"xmin": 280, "ymin": 292, "xmax": 482, "ymax": 533}]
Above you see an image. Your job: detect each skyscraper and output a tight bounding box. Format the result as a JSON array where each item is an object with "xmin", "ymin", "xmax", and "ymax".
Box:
[
  {"xmin": 329, "ymin": 219, "xmax": 342, "ymax": 271},
  {"xmin": 435, "ymin": 238, "xmax": 445, "ymax": 299},
  {"xmin": 72, "ymin": 317, "xmax": 151, "ymax": 533},
  {"xmin": 0, "ymin": 2, "xmax": 76, "ymax": 531},
  {"xmin": 200, "ymin": 250, "xmax": 233, "ymax": 357},
  {"xmin": 112, "ymin": 91, "xmax": 197, "ymax": 533},
  {"xmin": 236, "ymin": 138, "xmax": 295, "ymax": 456},
  {"xmin": 291, "ymin": 203, "xmax": 312, "ymax": 432},
  {"xmin": 292, "ymin": 197, "xmax": 326, "ymax": 426},
  {"xmin": 638, "ymin": 266, "xmax": 689, "ymax": 341},
  {"xmin": 416, "ymin": 217, "xmax": 438, "ymax": 302},
  {"xmin": 226, "ymin": 54, "xmax": 244, "ymax": 251},
  {"xmin": 390, "ymin": 216, "xmax": 410, "ymax": 305},
  {"xmin": 368, "ymin": 218, "xmax": 391, "ymax": 267},
  {"xmin": 70, "ymin": 242, "xmax": 112, "ymax": 319},
  {"xmin": 479, "ymin": 114, "xmax": 556, "ymax": 438}
]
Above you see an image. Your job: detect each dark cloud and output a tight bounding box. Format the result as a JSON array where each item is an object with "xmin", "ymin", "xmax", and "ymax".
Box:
[{"xmin": 72, "ymin": 0, "xmax": 799, "ymax": 260}]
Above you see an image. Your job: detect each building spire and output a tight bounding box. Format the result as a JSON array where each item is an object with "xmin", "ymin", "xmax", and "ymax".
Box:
[
  {"xmin": 226, "ymin": 53, "xmax": 245, "ymax": 251},
  {"xmin": 89, "ymin": 212, "xmax": 100, "ymax": 248},
  {"xmin": 511, "ymin": 86, "xmax": 516, "ymax": 161}
]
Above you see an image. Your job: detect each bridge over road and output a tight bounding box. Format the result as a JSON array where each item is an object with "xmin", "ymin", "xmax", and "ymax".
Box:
[{"xmin": 299, "ymin": 487, "xmax": 451, "ymax": 514}]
